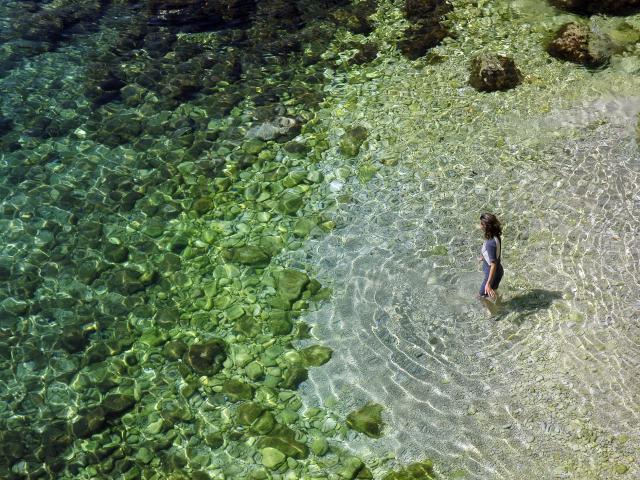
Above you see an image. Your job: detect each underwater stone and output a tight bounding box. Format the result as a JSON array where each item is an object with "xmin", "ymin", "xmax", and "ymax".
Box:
[
  {"xmin": 469, "ymin": 54, "xmax": 522, "ymax": 92},
  {"xmin": 260, "ymin": 447, "xmax": 286, "ymax": 470},
  {"xmin": 547, "ymin": 23, "xmax": 610, "ymax": 68},
  {"xmin": 252, "ymin": 411, "xmax": 276, "ymax": 435},
  {"xmin": 71, "ymin": 406, "xmax": 106, "ymax": 438},
  {"xmin": 549, "ymin": 0, "xmax": 640, "ymax": 14},
  {"xmin": 398, "ymin": 0, "xmax": 451, "ymax": 59},
  {"xmin": 338, "ymin": 457, "xmax": 364, "ymax": 479},
  {"xmin": 339, "ymin": 126, "xmax": 368, "ymax": 157},
  {"xmin": 245, "ymin": 361, "xmax": 265, "ymax": 381},
  {"xmin": 222, "ymin": 378, "xmax": 255, "ymax": 401},
  {"xmin": 274, "ymin": 269, "xmax": 309, "ymax": 304},
  {"xmin": 277, "ymin": 190, "xmax": 304, "ymax": 215},
  {"xmin": 104, "ymin": 243, "xmax": 129, "ymax": 263},
  {"xmin": 310, "ymin": 435, "xmax": 329, "ymax": 456},
  {"xmin": 192, "ymin": 197, "xmax": 213, "ymax": 215},
  {"xmin": 155, "ymin": 307, "xmax": 180, "ymax": 328},
  {"xmin": 293, "ymin": 218, "xmax": 316, "ymax": 238},
  {"xmin": 346, "ymin": 403, "xmax": 385, "ymax": 438},
  {"xmin": 59, "ymin": 326, "xmax": 89, "ymax": 353},
  {"xmin": 256, "ymin": 424, "xmax": 309, "ymax": 459},
  {"xmin": 282, "ymin": 366, "xmax": 308, "ymax": 389},
  {"xmin": 205, "ymin": 432, "xmax": 224, "ymax": 449},
  {"xmin": 300, "ymin": 345, "xmax": 333, "ymax": 367},
  {"xmin": 247, "ymin": 117, "xmax": 299, "ymax": 141},
  {"xmin": 382, "ymin": 460, "xmax": 435, "ymax": 480},
  {"xmin": 237, "ymin": 402, "xmax": 265, "ymax": 425},
  {"xmin": 0, "ymin": 115, "xmax": 13, "ymax": 136},
  {"xmin": 186, "ymin": 339, "xmax": 227, "ymax": 375},
  {"xmin": 224, "ymin": 245, "xmax": 271, "ymax": 266},
  {"xmin": 101, "ymin": 393, "xmax": 136, "ymax": 414}
]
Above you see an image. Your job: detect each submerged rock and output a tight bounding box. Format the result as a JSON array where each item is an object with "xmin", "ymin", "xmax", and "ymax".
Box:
[
  {"xmin": 339, "ymin": 126, "xmax": 368, "ymax": 157},
  {"xmin": 274, "ymin": 269, "xmax": 309, "ymax": 304},
  {"xmin": 346, "ymin": 403, "xmax": 385, "ymax": 438},
  {"xmin": 382, "ymin": 460, "xmax": 435, "ymax": 480},
  {"xmin": 398, "ymin": 0, "xmax": 451, "ymax": 59},
  {"xmin": 469, "ymin": 54, "xmax": 522, "ymax": 92},
  {"xmin": 547, "ymin": 23, "xmax": 610, "ymax": 67},
  {"xmin": 299, "ymin": 345, "xmax": 333, "ymax": 367},
  {"xmin": 256, "ymin": 424, "xmax": 309, "ymax": 459},
  {"xmin": 549, "ymin": 0, "xmax": 640, "ymax": 15},
  {"xmin": 147, "ymin": 0, "xmax": 257, "ymax": 29},
  {"xmin": 261, "ymin": 447, "xmax": 286, "ymax": 470},
  {"xmin": 186, "ymin": 339, "xmax": 227, "ymax": 375},
  {"xmin": 246, "ymin": 116, "xmax": 300, "ymax": 141},
  {"xmin": 223, "ymin": 245, "xmax": 271, "ymax": 266}
]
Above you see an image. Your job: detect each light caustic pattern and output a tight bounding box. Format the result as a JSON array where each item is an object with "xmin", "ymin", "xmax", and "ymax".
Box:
[{"xmin": 297, "ymin": 97, "xmax": 640, "ymax": 479}]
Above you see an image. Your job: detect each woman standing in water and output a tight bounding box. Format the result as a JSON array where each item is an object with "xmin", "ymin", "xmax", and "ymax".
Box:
[{"xmin": 478, "ymin": 213, "xmax": 503, "ymax": 300}]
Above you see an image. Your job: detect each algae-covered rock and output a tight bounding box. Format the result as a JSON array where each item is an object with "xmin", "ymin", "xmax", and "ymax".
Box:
[
  {"xmin": 382, "ymin": 460, "xmax": 435, "ymax": 480},
  {"xmin": 223, "ymin": 378, "xmax": 255, "ymax": 401},
  {"xmin": 275, "ymin": 269, "xmax": 310, "ymax": 304},
  {"xmin": 261, "ymin": 447, "xmax": 286, "ymax": 470},
  {"xmin": 101, "ymin": 393, "xmax": 136, "ymax": 414},
  {"xmin": 277, "ymin": 190, "xmax": 304, "ymax": 215},
  {"xmin": 163, "ymin": 340, "xmax": 188, "ymax": 360},
  {"xmin": 192, "ymin": 197, "xmax": 213, "ymax": 215},
  {"xmin": 237, "ymin": 402, "xmax": 265, "ymax": 425},
  {"xmin": 546, "ymin": 23, "xmax": 610, "ymax": 68},
  {"xmin": 252, "ymin": 411, "xmax": 276, "ymax": 435},
  {"xmin": 282, "ymin": 366, "xmax": 308, "ymax": 389},
  {"xmin": 398, "ymin": 0, "xmax": 451, "ymax": 59},
  {"xmin": 310, "ymin": 435, "xmax": 329, "ymax": 456},
  {"xmin": 224, "ymin": 245, "xmax": 271, "ymax": 266},
  {"xmin": 256, "ymin": 424, "xmax": 309, "ymax": 458},
  {"xmin": 346, "ymin": 403, "xmax": 385, "ymax": 438},
  {"xmin": 186, "ymin": 339, "xmax": 227, "ymax": 375},
  {"xmin": 338, "ymin": 457, "xmax": 365, "ymax": 479},
  {"xmin": 299, "ymin": 345, "xmax": 333, "ymax": 367},
  {"xmin": 71, "ymin": 406, "xmax": 106, "ymax": 438},
  {"xmin": 469, "ymin": 54, "xmax": 522, "ymax": 92},
  {"xmin": 104, "ymin": 243, "xmax": 129, "ymax": 263},
  {"xmin": 339, "ymin": 126, "xmax": 368, "ymax": 157},
  {"xmin": 549, "ymin": 0, "xmax": 640, "ymax": 15}
]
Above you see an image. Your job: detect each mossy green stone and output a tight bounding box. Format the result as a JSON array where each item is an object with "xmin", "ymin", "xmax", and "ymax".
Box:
[
  {"xmin": 163, "ymin": 340, "xmax": 187, "ymax": 360},
  {"xmin": 245, "ymin": 361, "xmax": 265, "ymax": 381},
  {"xmin": 225, "ymin": 305, "xmax": 245, "ymax": 321},
  {"xmin": 192, "ymin": 197, "xmax": 213, "ymax": 215},
  {"xmin": 615, "ymin": 464, "xmax": 629, "ymax": 474},
  {"xmin": 256, "ymin": 424, "xmax": 309, "ymax": 459},
  {"xmin": 237, "ymin": 402, "xmax": 265, "ymax": 425},
  {"xmin": 227, "ymin": 245, "xmax": 271, "ymax": 266},
  {"xmin": 186, "ymin": 339, "xmax": 227, "ymax": 375},
  {"xmin": 300, "ymin": 345, "xmax": 333, "ymax": 367},
  {"xmin": 104, "ymin": 243, "xmax": 129, "ymax": 263},
  {"xmin": 275, "ymin": 269, "xmax": 309, "ymax": 304},
  {"xmin": 346, "ymin": 403, "xmax": 385, "ymax": 438},
  {"xmin": 282, "ymin": 366, "xmax": 308, "ymax": 389},
  {"xmin": 101, "ymin": 394, "xmax": 136, "ymax": 414},
  {"xmin": 277, "ymin": 190, "xmax": 304, "ymax": 215},
  {"xmin": 382, "ymin": 461, "xmax": 435, "ymax": 480},
  {"xmin": 431, "ymin": 245, "xmax": 448, "ymax": 256},
  {"xmin": 140, "ymin": 328, "xmax": 166, "ymax": 347},
  {"xmin": 260, "ymin": 447, "xmax": 286, "ymax": 470},
  {"xmin": 310, "ymin": 436, "xmax": 328, "ymax": 456},
  {"xmin": 222, "ymin": 379, "xmax": 254, "ymax": 401},
  {"xmin": 252, "ymin": 411, "xmax": 276, "ymax": 435},
  {"xmin": 339, "ymin": 126, "xmax": 368, "ymax": 157},
  {"xmin": 293, "ymin": 218, "xmax": 316, "ymax": 238},
  {"xmin": 338, "ymin": 457, "xmax": 364, "ymax": 479}
]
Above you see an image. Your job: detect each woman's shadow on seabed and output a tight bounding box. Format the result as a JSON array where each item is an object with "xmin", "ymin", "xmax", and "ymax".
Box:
[{"xmin": 485, "ymin": 289, "xmax": 563, "ymax": 323}]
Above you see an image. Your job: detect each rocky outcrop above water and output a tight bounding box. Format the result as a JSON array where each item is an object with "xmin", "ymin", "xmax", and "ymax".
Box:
[
  {"xmin": 469, "ymin": 54, "xmax": 522, "ymax": 92},
  {"xmin": 549, "ymin": 0, "xmax": 640, "ymax": 15},
  {"xmin": 547, "ymin": 23, "xmax": 610, "ymax": 67},
  {"xmin": 398, "ymin": 0, "xmax": 451, "ymax": 59}
]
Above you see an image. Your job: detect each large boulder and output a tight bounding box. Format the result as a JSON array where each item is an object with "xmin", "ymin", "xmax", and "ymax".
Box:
[
  {"xmin": 546, "ymin": 22, "xmax": 610, "ymax": 67},
  {"xmin": 549, "ymin": 0, "xmax": 640, "ymax": 15},
  {"xmin": 469, "ymin": 54, "xmax": 522, "ymax": 92}
]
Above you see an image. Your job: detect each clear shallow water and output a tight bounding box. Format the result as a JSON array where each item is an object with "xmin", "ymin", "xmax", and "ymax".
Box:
[{"xmin": 298, "ymin": 90, "xmax": 640, "ymax": 478}]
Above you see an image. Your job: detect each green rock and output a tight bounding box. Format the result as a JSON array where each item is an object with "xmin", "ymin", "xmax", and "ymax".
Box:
[
  {"xmin": 205, "ymin": 432, "xmax": 224, "ymax": 449},
  {"xmin": 282, "ymin": 366, "xmax": 308, "ymax": 389},
  {"xmin": 237, "ymin": 402, "xmax": 265, "ymax": 425},
  {"xmin": 185, "ymin": 339, "xmax": 227, "ymax": 375},
  {"xmin": 346, "ymin": 403, "xmax": 384, "ymax": 438},
  {"xmin": 430, "ymin": 245, "xmax": 448, "ymax": 256},
  {"xmin": 192, "ymin": 197, "xmax": 213, "ymax": 215},
  {"xmin": 101, "ymin": 394, "xmax": 136, "ymax": 414},
  {"xmin": 252, "ymin": 411, "xmax": 276, "ymax": 435},
  {"xmin": 104, "ymin": 243, "xmax": 129, "ymax": 263},
  {"xmin": 293, "ymin": 218, "xmax": 316, "ymax": 238},
  {"xmin": 225, "ymin": 305, "xmax": 245, "ymax": 321},
  {"xmin": 245, "ymin": 361, "xmax": 265, "ymax": 381},
  {"xmin": 71, "ymin": 406, "xmax": 106, "ymax": 438},
  {"xmin": 256, "ymin": 424, "xmax": 309, "ymax": 459},
  {"xmin": 615, "ymin": 464, "xmax": 629, "ymax": 474},
  {"xmin": 260, "ymin": 447, "xmax": 286, "ymax": 470},
  {"xmin": 222, "ymin": 379, "xmax": 255, "ymax": 401},
  {"xmin": 300, "ymin": 345, "xmax": 333, "ymax": 367},
  {"xmin": 310, "ymin": 435, "xmax": 328, "ymax": 456},
  {"xmin": 338, "ymin": 457, "xmax": 364, "ymax": 479},
  {"xmin": 234, "ymin": 316, "xmax": 261, "ymax": 337},
  {"xmin": 382, "ymin": 461, "xmax": 435, "ymax": 480},
  {"xmin": 277, "ymin": 190, "xmax": 304, "ymax": 215},
  {"xmin": 226, "ymin": 246, "xmax": 271, "ymax": 266},
  {"xmin": 275, "ymin": 269, "xmax": 310, "ymax": 304},
  {"xmin": 163, "ymin": 340, "xmax": 188, "ymax": 360},
  {"xmin": 243, "ymin": 139, "xmax": 266, "ymax": 154},
  {"xmin": 339, "ymin": 126, "xmax": 368, "ymax": 157},
  {"xmin": 140, "ymin": 328, "xmax": 166, "ymax": 347},
  {"xmin": 135, "ymin": 447, "xmax": 153, "ymax": 464}
]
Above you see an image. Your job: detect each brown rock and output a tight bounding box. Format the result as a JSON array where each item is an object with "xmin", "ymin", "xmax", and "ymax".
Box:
[
  {"xmin": 549, "ymin": 0, "xmax": 640, "ymax": 15},
  {"xmin": 469, "ymin": 54, "xmax": 522, "ymax": 92},
  {"xmin": 547, "ymin": 22, "xmax": 609, "ymax": 67}
]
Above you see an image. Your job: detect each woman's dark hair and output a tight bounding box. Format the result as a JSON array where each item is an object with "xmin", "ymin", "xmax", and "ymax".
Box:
[{"xmin": 480, "ymin": 213, "xmax": 502, "ymax": 240}]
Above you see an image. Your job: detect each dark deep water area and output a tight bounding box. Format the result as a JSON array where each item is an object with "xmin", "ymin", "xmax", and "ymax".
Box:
[{"xmin": 1, "ymin": 0, "xmax": 639, "ymax": 479}]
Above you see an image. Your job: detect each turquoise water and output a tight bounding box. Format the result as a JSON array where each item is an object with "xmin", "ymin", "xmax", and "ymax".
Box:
[{"xmin": 1, "ymin": 0, "xmax": 639, "ymax": 479}]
